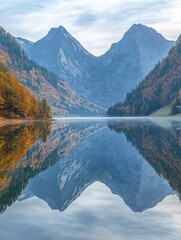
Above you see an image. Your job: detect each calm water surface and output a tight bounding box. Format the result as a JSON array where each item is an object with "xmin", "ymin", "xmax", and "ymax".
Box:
[{"xmin": 0, "ymin": 118, "xmax": 181, "ymax": 239}]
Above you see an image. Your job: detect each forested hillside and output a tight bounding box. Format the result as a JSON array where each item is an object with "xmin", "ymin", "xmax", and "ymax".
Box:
[
  {"xmin": 0, "ymin": 61, "xmax": 51, "ymax": 119},
  {"xmin": 108, "ymin": 37, "xmax": 181, "ymax": 116}
]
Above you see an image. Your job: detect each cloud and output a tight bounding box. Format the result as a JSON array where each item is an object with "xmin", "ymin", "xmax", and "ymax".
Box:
[
  {"xmin": 0, "ymin": 0, "xmax": 181, "ymax": 55},
  {"xmin": 74, "ymin": 13, "xmax": 98, "ymax": 26}
]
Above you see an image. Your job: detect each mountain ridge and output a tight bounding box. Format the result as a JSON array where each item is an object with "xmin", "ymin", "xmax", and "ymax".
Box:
[{"xmin": 17, "ymin": 23, "xmax": 175, "ymax": 108}]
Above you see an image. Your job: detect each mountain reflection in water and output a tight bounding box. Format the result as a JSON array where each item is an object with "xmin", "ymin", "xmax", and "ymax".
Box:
[{"xmin": 0, "ymin": 118, "xmax": 181, "ymax": 215}]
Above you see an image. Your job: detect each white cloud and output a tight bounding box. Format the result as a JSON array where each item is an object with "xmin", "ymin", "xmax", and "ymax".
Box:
[{"xmin": 0, "ymin": 0, "xmax": 181, "ymax": 55}]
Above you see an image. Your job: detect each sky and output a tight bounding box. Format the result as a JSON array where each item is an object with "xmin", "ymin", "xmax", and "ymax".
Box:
[{"xmin": 0, "ymin": 0, "xmax": 181, "ymax": 55}]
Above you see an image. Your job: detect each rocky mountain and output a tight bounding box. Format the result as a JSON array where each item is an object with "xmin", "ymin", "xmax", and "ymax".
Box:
[
  {"xmin": 0, "ymin": 27, "xmax": 103, "ymax": 116},
  {"xmin": 17, "ymin": 24, "xmax": 175, "ymax": 108},
  {"xmin": 17, "ymin": 26, "xmax": 95, "ymax": 93},
  {"xmin": 19, "ymin": 121, "xmax": 173, "ymax": 213},
  {"xmin": 107, "ymin": 35, "xmax": 181, "ymax": 116},
  {"xmin": 99, "ymin": 24, "xmax": 174, "ymax": 103}
]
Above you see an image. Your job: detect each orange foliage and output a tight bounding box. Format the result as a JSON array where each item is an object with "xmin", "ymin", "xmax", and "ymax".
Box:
[
  {"xmin": 0, "ymin": 61, "xmax": 51, "ymax": 119},
  {"xmin": 0, "ymin": 122, "xmax": 51, "ymax": 191}
]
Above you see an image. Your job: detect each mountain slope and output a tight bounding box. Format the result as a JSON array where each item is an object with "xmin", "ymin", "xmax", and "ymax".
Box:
[
  {"xmin": 0, "ymin": 27, "xmax": 103, "ymax": 116},
  {"xmin": 18, "ymin": 24, "xmax": 174, "ymax": 108},
  {"xmin": 21, "ymin": 26, "xmax": 95, "ymax": 92},
  {"xmin": 99, "ymin": 24, "xmax": 174, "ymax": 103},
  {"xmin": 107, "ymin": 36, "xmax": 181, "ymax": 116}
]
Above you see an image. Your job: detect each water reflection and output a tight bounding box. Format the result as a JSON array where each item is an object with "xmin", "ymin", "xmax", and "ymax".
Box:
[
  {"xmin": 0, "ymin": 121, "xmax": 101, "ymax": 213},
  {"xmin": 108, "ymin": 119, "xmax": 181, "ymax": 196},
  {"xmin": 19, "ymin": 120, "xmax": 174, "ymax": 213},
  {"xmin": 0, "ymin": 122, "xmax": 51, "ymax": 212},
  {"xmin": 0, "ymin": 118, "xmax": 181, "ymax": 216}
]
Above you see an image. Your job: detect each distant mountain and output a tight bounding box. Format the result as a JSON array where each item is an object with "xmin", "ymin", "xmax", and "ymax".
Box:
[
  {"xmin": 107, "ymin": 35, "xmax": 181, "ymax": 116},
  {"xmin": 0, "ymin": 27, "xmax": 103, "ymax": 116},
  {"xmin": 99, "ymin": 24, "xmax": 174, "ymax": 102},
  {"xmin": 16, "ymin": 37, "xmax": 33, "ymax": 54},
  {"xmin": 18, "ymin": 24, "xmax": 175, "ymax": 108}
]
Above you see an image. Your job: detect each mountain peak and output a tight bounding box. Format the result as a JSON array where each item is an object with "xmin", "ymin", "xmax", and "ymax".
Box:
[
  {"xmin": 58, "ymin": 25, "xmax": 67, "ymax": 31},
  {"xmin": 48, "ymin": 26, "xmax": 70, "ymax": 39},
  {"xmin": 119, "ymin": 23, "xmax": 172, "ymax": 49},
  {"xmin": 125, "ymin": 23, "xmax": 158, "ymax": 36},
  {"xmin": 129, "ymin": 23, "xmax": 149, "ymax": 31},
  {"xmin": 50, "ymin": 25, "xmax": 67, "ymax": 32}
]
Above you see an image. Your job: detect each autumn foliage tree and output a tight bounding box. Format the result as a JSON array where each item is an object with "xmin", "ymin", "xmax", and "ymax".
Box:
[{"xmin": 0, "ymin": 61, "xmax": 52, "ymax": 119}]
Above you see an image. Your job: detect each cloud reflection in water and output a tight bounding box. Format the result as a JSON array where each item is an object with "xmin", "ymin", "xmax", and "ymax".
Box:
[{"xmin": 0, "ymin": 182, "xmax": 180, "ymax": 240}]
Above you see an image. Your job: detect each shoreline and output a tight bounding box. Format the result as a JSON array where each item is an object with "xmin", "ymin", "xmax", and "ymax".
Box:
[
  {"xmin": 0, "ymin": 115, "xmax": 181, "ymax": 127},
  {"xmin": 0, "ymin": 119, "xmax": 29, "ymax": 127},
  {"xmin": 0, "ymin": 118, "xmax": 54, "ymax": 127}
]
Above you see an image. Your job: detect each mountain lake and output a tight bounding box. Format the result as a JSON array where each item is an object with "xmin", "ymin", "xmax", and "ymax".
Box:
[{"xmin": 0, "ymin": 117, "xmax": 181, "ymax": 240}]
